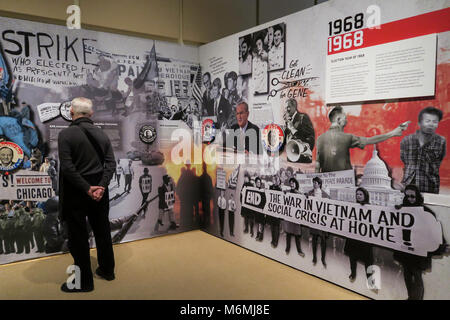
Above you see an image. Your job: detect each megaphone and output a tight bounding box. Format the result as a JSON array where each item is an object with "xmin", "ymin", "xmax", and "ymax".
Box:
[{"xmin": 286, "ymin": 139, "xmax": 312, "ymax": 163}]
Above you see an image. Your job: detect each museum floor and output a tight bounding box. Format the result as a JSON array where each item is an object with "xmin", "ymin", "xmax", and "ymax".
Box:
[{"xmin": 0, "ymin": 230, "xmax": 366, "ymax": 300}]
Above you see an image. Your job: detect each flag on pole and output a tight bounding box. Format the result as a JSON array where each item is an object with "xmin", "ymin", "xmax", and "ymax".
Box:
[
  {"xmin": 146, "ymin": 42, "xmax": 159, "ymax": 81},
  {"xmin": 133, "ymin": 41, "xmax": 159, "ymax": 89},
  {"xmin": 191, "ymin": 65, "xmax": 203, "ymax": 105}
]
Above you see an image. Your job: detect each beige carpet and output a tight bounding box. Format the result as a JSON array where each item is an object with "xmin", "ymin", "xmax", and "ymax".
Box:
[{"xmin": 0, "ymin": 230, "xmax": 366, "ymax": 300}]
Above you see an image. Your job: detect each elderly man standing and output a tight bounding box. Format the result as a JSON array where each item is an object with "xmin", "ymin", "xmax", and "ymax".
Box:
[{"xmin": 58, "ymin": 97, "xmax": 116, "ymax": 292}]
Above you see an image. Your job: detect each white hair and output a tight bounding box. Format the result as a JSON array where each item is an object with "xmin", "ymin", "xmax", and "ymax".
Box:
[{"xmin": 71, "ymin": 97, "xmax": 93, "ymax": 117}]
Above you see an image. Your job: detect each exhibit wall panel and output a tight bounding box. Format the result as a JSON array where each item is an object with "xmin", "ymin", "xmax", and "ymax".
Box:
[
  {"xmin": 0, "ymin": 16, "xmax": 203, "ymax": 265},
  {"xmin": 198, "ymin": 0, "xmax": 450, "ymax": 299}
]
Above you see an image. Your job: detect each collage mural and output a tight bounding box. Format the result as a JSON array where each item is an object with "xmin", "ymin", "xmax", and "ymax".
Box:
[
  {"xmin": 0, "ymin": 0, "xmax": 449, "ymax": 300},
  {"xmin": 199, "ymin": 0, "xmax": 450, "ymax": 299},
  {"xmin": 0, "ymin": 16, "xmax": 207, "ymax": 266}
]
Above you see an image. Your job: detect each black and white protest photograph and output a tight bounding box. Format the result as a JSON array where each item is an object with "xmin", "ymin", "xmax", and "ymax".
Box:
[{"xmin": 1, "ymin": 0, "xmax": 449, "ymax": 302}]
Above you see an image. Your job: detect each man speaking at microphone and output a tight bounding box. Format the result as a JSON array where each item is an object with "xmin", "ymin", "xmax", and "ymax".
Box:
[{"xmin": 58, "ymin": 97, "xmax": 116, "ymax": 293}]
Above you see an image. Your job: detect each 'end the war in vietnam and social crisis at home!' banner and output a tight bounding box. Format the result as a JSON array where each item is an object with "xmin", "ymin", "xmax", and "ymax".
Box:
[{"xmin": 241, "ymin": 186, "xmax": 443, "ymax": 257}]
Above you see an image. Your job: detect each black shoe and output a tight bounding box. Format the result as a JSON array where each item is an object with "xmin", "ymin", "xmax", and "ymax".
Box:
[
  {"xmin": 61, "ymin": 282, "xmax": 94, "ymax": 293},
  {"xmin": 349, "ymin": 273, "xmax": 356, "ymax": 282},
  {"xmin": 169, "ymin": 222, "xmax": 178, "ymax": 230},
  {"xmin": 312, "ymin": 258, "xmax": 317, "ymax": 265},
  {"xmin": 298, "ymin": 250, "xmax": 305, "ymax": 257},
  {"xmin": 95, "ymin": 267, "xmax": 115, "ymax": 281},
  {"xmin": 158, "ymin": 219, "xmax": 164, "ymax": 226},
  {"xmin": 322, "ymin": 259, "xmax": 327, "ymax": 268}
]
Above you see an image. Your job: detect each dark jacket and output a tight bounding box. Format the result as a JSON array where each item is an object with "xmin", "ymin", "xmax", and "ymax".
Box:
[
  {"xmin": 58, "ymin": 117, "xmax": 116, "ymax": 192},
  {"xmin": 58, "ymin": 117, "xmax": 116, "ymax": 219}
]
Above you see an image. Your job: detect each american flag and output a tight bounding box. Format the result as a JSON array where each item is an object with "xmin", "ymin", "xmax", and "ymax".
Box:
[
  {"xmin": 191, "ymin": 65, "xmax": 202, "ymax": 105},
  {"xmin": 147, "ymin": 42, "xmax": 159, "ymax": 80}
]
